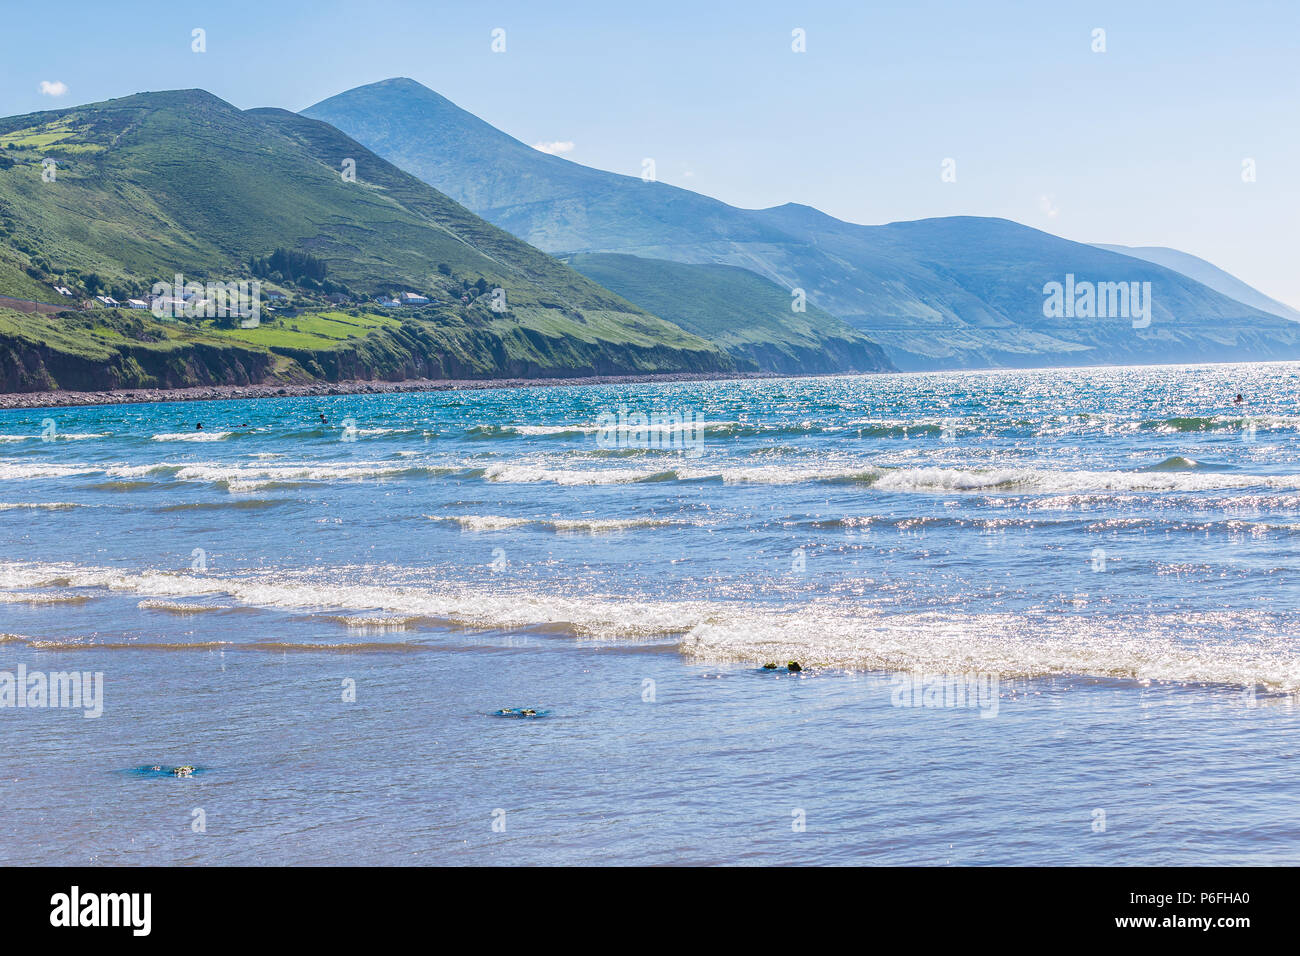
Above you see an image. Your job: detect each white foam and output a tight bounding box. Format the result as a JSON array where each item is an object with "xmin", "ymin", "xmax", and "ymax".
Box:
[
  {"xmin": 0, "ymin": 433, "xmax": 107, "ymax": 442},
  {"xmin": 496, "ymin": 420, "xmax": 732, "ymax": 437},
  {"xmin": 0, "ymin": 502, "xmax": 81, "ymax": 511},
  {"xmin": 3, "ymin": 559, "xmax": 1297, "ymax": 691},
  {"xmin": 429, "ymin": 514, "xmax": 532, "ymax": 532},
  {"xmin": 478, "ymin": 460, "xmax": 1300, "ymax": 494},
  {"xmin": 151, "ymin": 431, "xmax": 233, "ymax": 442},
  {"xmin": 426, "ymin": 514, "xmax": 682, "ymax": 533},
  {"xmin": 100, "ymin": 460, "xmax": 451, "ymax": 492},
  {"xmin": 680, "ymin": 608, "xmax": 1300, "ymax": 691},
  {"xmin": 0, "ymin": 560, "xmax": 691, "ymax": 640},
  {"xmin": 482, "ymin": 464, "xmax": 682, "ymax": 485},
  {"xmin": 505, "ymin": 424, "xmax": 598, "ymax": 436},
  {"xmin": 0, "ymin": 462, "xmax": 98, "ymax": 480},
  {"xmin": 867, "ymin": 465, "xmax": 1295, "ymax": 494},
  {"xmin": 137, "ymin": 599, "xmax": 224, "ymax": 614}
]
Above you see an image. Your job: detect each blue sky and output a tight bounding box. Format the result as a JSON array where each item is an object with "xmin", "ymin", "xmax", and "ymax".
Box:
[{"xmin": 4, "ymin": 0, "xmax": 1298, "ymax": 306}]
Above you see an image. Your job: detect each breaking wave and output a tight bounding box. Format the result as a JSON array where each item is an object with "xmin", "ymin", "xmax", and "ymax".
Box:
[
  {"xmin": 425, "ymin": 514, "xmax": 685, "ymax": 533},
  {"xmin": 137, "ymin": 599, "xmax": 229, "ymax": 614},
  {"xmin": 1, "ymin": 559, "xmax": 1298, "ymax": 691},
  {"xmin": 476, "ymin": 461, "xmax": 1300, "ymax": 494},
  {"xmin": 150, "ymin": 431, "xmax": 234, "ymax": 442}
]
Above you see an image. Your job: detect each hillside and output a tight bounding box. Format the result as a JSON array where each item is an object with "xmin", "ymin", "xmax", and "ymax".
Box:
[
  {"xmin": 1093, "ymin": 244, "xmax": 1300, "ymax": 323},
  {"xmin": 0, "ymin": 302, "xmax": 741, "ymax": 394},
  {"xmin": 0, "ymin": 89, "xmax": 733, "ymax": 389},
  {"xmin": 563, "ymin": 253, "xmax": 892, "ymax": 374},
  {"xmin": 306, "ymin": 78, "xmax": 1300, "ymax": 371}
]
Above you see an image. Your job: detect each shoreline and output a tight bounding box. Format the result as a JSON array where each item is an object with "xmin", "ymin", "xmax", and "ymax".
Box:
[
  {"xmin": 0, "ymin": 370, "xmax": 789, "ymax": 410},
  {"xmin": 0, "ymin": 357, "xmax": 1283, "ymax": 410}
]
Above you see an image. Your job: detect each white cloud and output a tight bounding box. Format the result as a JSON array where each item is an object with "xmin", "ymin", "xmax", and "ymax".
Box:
[
  {"xmin": 38, "ymin": 80, "xmax": 68, "ymax": 97},
  {"xmin": 1037, "ymin": 194, "xmax": 1060, "ymax": 219},
  {"xmin": 532, "ymin": 140, "xmax": 575, "ymax": 156}
]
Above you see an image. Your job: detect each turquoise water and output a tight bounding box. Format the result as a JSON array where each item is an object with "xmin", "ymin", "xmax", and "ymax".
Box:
[{"xmin": 2, "ymin": 363, "xmax": 1299, "ymax": 864}]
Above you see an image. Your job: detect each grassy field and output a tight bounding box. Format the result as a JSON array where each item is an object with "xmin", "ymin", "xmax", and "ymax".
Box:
[{"xmin": 205, "ymin": 310, "xmax": 405, "ymax": 349}]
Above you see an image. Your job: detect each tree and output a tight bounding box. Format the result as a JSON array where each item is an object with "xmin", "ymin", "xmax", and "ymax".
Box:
[{"xmin": 249, "ymin": 248, "xmax": 328, "ymax": 284}]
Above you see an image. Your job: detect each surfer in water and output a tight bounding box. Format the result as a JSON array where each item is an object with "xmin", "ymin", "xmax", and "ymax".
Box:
[
  {"xmin": 319, "ymin": 413, "xmax": 328, "ymax": 424},
  {"xmin": 195, "ymin": 422, "xmax": 203, "ymax": 430},
  {"xmin": 1234, "ymin": 394, "xmax": 1244, "ymax": 406}
]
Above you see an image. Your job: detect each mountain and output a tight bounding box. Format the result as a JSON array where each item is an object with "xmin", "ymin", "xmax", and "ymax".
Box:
[
  {"xmin": 1093, "ymin": 244, "xmax": 1300, "ymax": 323},
  {"xmin": 562, "ymin": 253, "xmax": 892, "ymax": 374},
  {"xmin": 304, "ymin": 78, "xmax": 894, "ymax": 377},
  {"xmin": 0, "ymin": 89, "xmax": 733, "ymax": 390},
  {"xmin": 302, "ymin": 80, "xmax": 802, "ymax": 261},
  {"xmin": 306, "ymin": 78, "xmax": 1300, "ymax": 370}
]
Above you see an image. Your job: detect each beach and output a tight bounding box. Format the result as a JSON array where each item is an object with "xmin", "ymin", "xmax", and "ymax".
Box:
[{"xmin": 2, "ymin": 362, "xmax": 1299, "ymax": 864}]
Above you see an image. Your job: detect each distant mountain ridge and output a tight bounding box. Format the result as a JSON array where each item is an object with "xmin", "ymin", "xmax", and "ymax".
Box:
[
  {"xmin": 562, "ymin": 253, "xmax": 892, "ymax": 374},
  {"xmin": 1092, "ymin": 244, "xmax": 1300, "ymax": 323},
  {"xmin": 306, "ymin": 78, "xmax": 1300, "ymax": 370}
]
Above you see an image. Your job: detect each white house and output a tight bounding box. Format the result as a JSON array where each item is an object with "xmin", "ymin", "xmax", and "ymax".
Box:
[
  {"xmin": 95, "ymin": 295, "xmax": 119, "ymax": 307},
  {"xmin": 126, "ymin": 299, "xmax": 149, "ymax": 310},
  {"xmin": 150, "ymin": 294, "xmax": 185, "ymax": 314}
]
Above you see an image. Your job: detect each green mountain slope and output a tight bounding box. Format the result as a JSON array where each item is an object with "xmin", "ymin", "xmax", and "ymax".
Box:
[
  {"xmin": 564, "ymin": 253, "xmax": 892, "ymax": 374},
  {"xmin": 306, "ymin": 78, "xmax": 1300, "ymax": 371},
  {"xmin": 0, "ymin": 89, "xmax": 733, "ymax": 389}
]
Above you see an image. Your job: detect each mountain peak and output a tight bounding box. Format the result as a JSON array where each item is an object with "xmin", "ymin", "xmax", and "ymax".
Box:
[
  {"xmin": 303, "ymin": 80, "xmax": 1300, "ymax": 370},
  {"xmin": 757, "ymin": 202, "xmax": 844, "ymax": 227},
  {"xmin": 106, "ymin": 88, "xmax": 237, "ymax": 111},
  {"xmin": 311, "ymin": 76, "xmax": 459, "ymax": 109},
  {"xmin": 354, "ymin": 76, "xmax": 434, "ymax": 94}
]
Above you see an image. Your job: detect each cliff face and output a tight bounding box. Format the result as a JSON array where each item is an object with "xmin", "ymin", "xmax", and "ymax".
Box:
[
  {"xmin": 269, "ymin": 327, "xmax": 733, "ymax": 384},
  {"xmin": 0, "ymin": 309, "xmax": 734, "ymax": 395},
  {"xmin": 725, "ymin": 337, "xmax": 891, "ymax": 376},
  {"xmin": 0, "ymin": 335, "xmax": 277, "ymax": 392}
]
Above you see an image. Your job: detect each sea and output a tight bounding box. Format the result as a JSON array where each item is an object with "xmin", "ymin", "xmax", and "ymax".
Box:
[{"xmin": 2, "ymin": 362, "xmax": 1299, "ymax": 865}]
